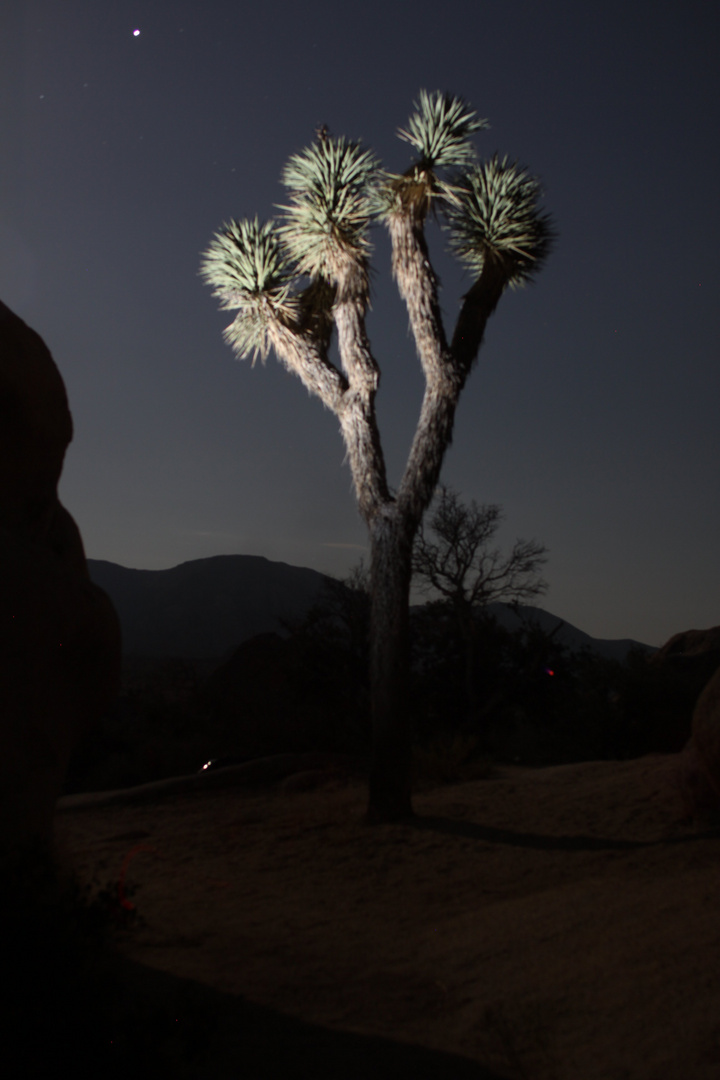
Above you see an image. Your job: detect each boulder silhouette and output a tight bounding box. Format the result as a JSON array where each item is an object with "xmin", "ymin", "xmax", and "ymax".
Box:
[
  {"xmin": 0, "ymin": 301, "xmax": 121, "ymax": 858},
  {"xmin": 691, "ymin": 663, "xmax": 720, "ymax": 806},
  {"xmin": 651, "ymin": 626, "xmax": 720, "ymax": 683},
  {"xmin": 649, "ymin": 627, "xmax": 720, "ymax": 819},
  {"xmin": 626, "ymin": 625, "xmax": 720, "ymax": 755},
  {"xmin": 674, "ymin": 735, "xmax": 720, "ymax": 822}
]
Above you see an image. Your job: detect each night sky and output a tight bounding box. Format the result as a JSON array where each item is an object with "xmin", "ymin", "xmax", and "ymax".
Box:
[{"xmin": 2, "ymin": 1, "xmax": 719, "ymax": 647}]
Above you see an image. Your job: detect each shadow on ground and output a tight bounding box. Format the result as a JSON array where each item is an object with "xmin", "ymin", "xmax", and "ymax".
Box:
[
  {"xmin": 1, "ymin": 842, "xmax": 502, "ymax": 1079},
  {"xmin": 8, "ymin": 948, "xmax": 505, "ymax": 1079},
  {"xmin": 409, "ymin": 813, "xmax": 720, "ymax": 851},
  {"xmin": 112, "ymin": 954, "xmax": 506, "ymax": 1079}
]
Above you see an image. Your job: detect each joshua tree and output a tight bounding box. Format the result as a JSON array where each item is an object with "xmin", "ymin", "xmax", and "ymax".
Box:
[
  {"xmin": 200, "ymin": 90, "xmax": 554, "ymax": 821},
  {"xmin": 412, "ymin": 484, "xmax": 548, "ymax": 725}
]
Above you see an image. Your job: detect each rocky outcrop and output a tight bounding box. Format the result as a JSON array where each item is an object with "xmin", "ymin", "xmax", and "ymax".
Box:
[
  {"xmin": 674, "ymin": 736, "xmax": 720, "ymax": 822},
  {"xmin": 691, "ymin": 665, "xmax": 720, "ymax": 807},
  {"xmin": 0, "ymin": 301, "xmax": 121, "ymax": 858},
  {"xmin": 648, "ymin": 626, "xmax": 720, "ymax": 819},
  {"xmin": 625, "ymin": 625, "xmax": 720, "ymax": 756},
  {"xmin": 57, "ymin": 751, "xmax": 364, "ymax": 809},
  {"xmin": 650, "ymin": 626, "xmax": 720, "ymax": 683}
]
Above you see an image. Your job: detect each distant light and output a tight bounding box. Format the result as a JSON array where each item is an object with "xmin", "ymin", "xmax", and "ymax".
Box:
[
  {"xmin": 133, "ymin": 28, "xmax": 141, "ymax": 36},
  {"xmin": 545, "ymin": 668, "xmax": 555, "ymax": 676}
]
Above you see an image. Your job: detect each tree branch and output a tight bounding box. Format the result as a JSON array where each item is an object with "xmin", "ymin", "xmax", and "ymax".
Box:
[
  {"xmin": 385, "ymin": 209, "xmax": 465, "ymax": 527},
  {"xmin": 387, "ymin": 209, "xmax": 450, "ymax": 385},
  {"xmin": 334, "ymin": 293, "xmax": 391, "ymax": 522},
  {"xmin": 412, "ymin": 487, "xmax": 547, "ymax": 611},
  {"xmin": 265, "ymin": 283, "xmax": 391, "ymax": 525},
  {"xmin": 397, "ymin": 373, "xmax": 462, "ymax": 527},
  {"xmin": 450, "ymin": 260, "xmax": 507, "ymax": 375},
  {"xmin": 388, "ymin": 210, "xmax": 508, "ymax": 531},
  {"xmin": 267, "ymin": 320, "xmax": 348, "ymax": 412}
]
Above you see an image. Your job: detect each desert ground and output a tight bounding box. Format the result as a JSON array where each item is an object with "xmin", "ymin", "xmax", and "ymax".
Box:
[{"xmin": 53, "ymin": 753, "xmax": 720, "ymax": 1079}]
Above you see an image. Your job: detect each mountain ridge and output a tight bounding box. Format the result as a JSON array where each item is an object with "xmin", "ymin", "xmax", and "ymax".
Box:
[
  {"xmin": 87, "ymin": 554, "xmax": 328, "ymax": 660},
  {"xmin": 88, "ymin": 554, "xmax": 655, "ymax": 663},
  {"xmin": 480, "ymin": 602, "xmax": 655, "ymax": 662}
]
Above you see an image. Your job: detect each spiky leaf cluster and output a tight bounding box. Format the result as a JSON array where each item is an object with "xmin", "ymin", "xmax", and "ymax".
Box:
[
  {"xmin": 446, "ymin": 156, "xmax": 554, "ymax": 287},
  {"xmin": 397, "ymin": 90, "xmax": 487, "ymax": 170},
  {"xmin": 199, "ymin": 217, "xmax": 297, "ymax": 361},
  {"xmin": 278, "ymin": 136, "xmax": 378, "ymax": 284},
  {"xmin": 374, "ymin": 90, "xmax": 487, "ymax": 222}
]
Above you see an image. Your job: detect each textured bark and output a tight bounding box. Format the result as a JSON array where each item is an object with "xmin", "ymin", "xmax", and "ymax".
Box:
[
  {"xmin": 398, "ymin": 374, "xmax": 462, "ymax": 526},
  {"xmin": 450, "ymin": 266, "xmax": 507, "ymax": 373},
  {"xmin": 391, "ymin": 215, "xmax": 506, "ymax": 530},
  {"xmin": 389, "ymin": 207, "xmax": 461, "ymax": 531},
  {"xmin": 362, "ymin": 219, "xmax": 508, "ymax": 818},
  {"xmin": 268, "ymin": 321, "xmax": 348, "ymax": 413},
  {"xmin": 366, "ymin": 510, "xmax": 415, "ymax": 822},
  {"xmin": 388, "ymin": 213, "xmax": 447, "ymax": 375},
  {"xmin": 334, "ymin": 293, "xmax": 390, "ymax": 519}
]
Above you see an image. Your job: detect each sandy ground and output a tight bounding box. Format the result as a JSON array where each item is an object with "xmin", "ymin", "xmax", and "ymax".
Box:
[{"xmin": 54, "ymin": 754, "xmax": 720, "ymax": 1079}]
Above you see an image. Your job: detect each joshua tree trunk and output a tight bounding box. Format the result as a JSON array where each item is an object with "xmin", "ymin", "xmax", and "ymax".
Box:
[{"xmin": 366, "ymin": 511, "xmax": 415, "ymax": 822}]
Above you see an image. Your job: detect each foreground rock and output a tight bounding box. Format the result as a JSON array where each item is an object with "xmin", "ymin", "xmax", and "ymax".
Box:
[
  {"xmin": 645, "ymin": 624, "xmax": 720, "ymax": 817},
  {"xmin": 691, "ymin": 664, "xmax": 720, "ymax": 807},
  {"xmin": 651, "ymin": 625, "xmax": 720, "ymax": 684},
  {"xmin": 54, "ymin": 755, "xmax": 720, "ymax": 1079},
  {"xmin": 625, "ymin": 624, "xmax": 720, "ymax": 755},
  {"xmin": 0, "ymin": 301, "xmax": 121, "ymax": 860},
  {"xmin": 674, "ymin": 736, "xmax": 720, "ymax": 822},
  {"xmin": 56, "ymin": 751, "xmax": 364, "ymax": 810}
]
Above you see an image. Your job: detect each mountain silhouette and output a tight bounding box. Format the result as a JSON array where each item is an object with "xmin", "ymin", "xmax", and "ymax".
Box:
[
  {"xmin": 87, "ymin": 555, "xmax": 328, "ymax": 660},
  {"xmin": 481, "ymin": 602, "xmax": 654, "ymax": 662},
  {"xmin": 88, "ymin": 555, "xmax": 654, "ymax": 662}
]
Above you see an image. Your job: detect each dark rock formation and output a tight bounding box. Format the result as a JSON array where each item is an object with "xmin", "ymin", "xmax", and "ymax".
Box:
[
  {"xmin": 621, "ymin": 625, "xmax": 720, "ymax": 755},
  {"xmin": 674, "ymin": 736, "xmax": 720, "ymax": 822},
  {"xmin": 692, "ymin": 664, "xmax": 720, "ymax": 805},
  {"xmin": 650, "ymin": 626, "xmax": 720, "ymax": 684},
  {"xmin": 0, "ymin": 301, "xmax": 121, "ymax": 857},
  {"xmin": 640, "ymin": 626, "xmax": 720, "ymax": 817}
]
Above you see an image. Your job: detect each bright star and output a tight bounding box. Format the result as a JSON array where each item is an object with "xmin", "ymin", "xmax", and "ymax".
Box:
[{"xmin": 133, "ymin": 28, "xmax": 140, "ymax": 36}]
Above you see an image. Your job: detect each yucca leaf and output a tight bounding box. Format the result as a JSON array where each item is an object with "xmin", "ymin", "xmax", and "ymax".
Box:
[
  {"xmin": 374, "ymin": 92, "xmax": 486, "ymax": 223},
  {"xmin": 199, "ymin": 217, "xmax": 297, "ymax": 361},
  {"xmin": 446, "ymin": 156, "xmax": 555, "ymax": 287},
  {"xmin": 278, "ymin": 135, "xmax": 378, "ymax": 284},
  {"xmin": 398, "ymin": 90, "xmax": 487, "ymax": 170},
  {"xmin": 200, "ymin": 217, "xmax": 294, "ymax": 302}
]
